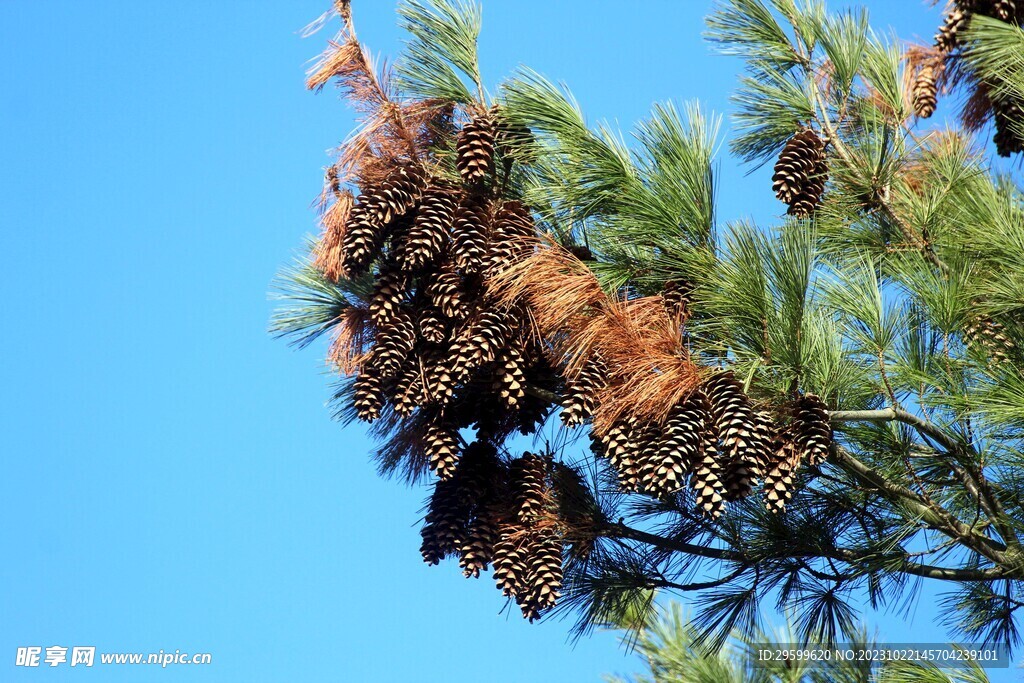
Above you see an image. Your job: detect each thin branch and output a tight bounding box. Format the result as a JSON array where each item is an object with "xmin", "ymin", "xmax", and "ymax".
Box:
[
  {"xmin": 525, "ymin": 384, "xmax": 562, "ymax": 405},
  {"xmin": 829, "ymin": 445, "xmax": 1010, "ymax": 565},
  {"xmin": 604, "ymin": 522, "xmax": 1012, "ymax": 582},
  {"xmin": 830, "ymin": 407, "xmax": 969, "ymax": 454},
  {"xmin": 651, "ymin": 563, "xmax": 749, "ymax": 592},
  {"xmin": 805, "ymin": 62, "xmax": 950, "ymax": 275},
  {"xmin": 829, "ymin": 408, "xmax": 899, "ymax": 421},
  {"xmin": 606, "ymin": 522, "xmax": 741, "ymax": 562}
]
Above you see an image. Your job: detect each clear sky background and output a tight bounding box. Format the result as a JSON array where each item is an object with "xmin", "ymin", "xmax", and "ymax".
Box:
[{"xmin": 1, "ymin": 1, "xmax": 1018, "ymax": 682}]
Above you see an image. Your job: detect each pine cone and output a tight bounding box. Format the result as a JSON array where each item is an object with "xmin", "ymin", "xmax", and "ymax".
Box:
[
  {"xmin": 372, "ymin": 310, "xmax": 416, "ymax": 378},
  {"xmin": 392, "ymin": 357, "xmax": 425, "ymax": 417},
  {"xmin": 427, "ymin": 270, "xmax": 470, "ymax": 319},
  {"xmin": 455, "ymin": 442, "xmax": 504, "ymax": 577},
  {"xmin": 935, "ymin": 7, "xmax": 969, "ymax": 53},
  {"xmin": 992, "ymin": 0, "xmax": 1020, "ymax": 22},
  {"xmin": 692, "ymin": 433, "xmax": 727, "ymax": 520},
  {"xmin": 460, "ymin": 509, "xmax": 501, "ymax": 579},
  {"xmin": 519, "ymin": 530, "xmax": 563, "ymax": 621},
  {"xmin": 451, "ymin": 310, "xmax": 512, "ymax": 374},
  {"xmin": 493, "ymin": 345, "xmax": 527, "ymax": 408},
  {"xmin": 751, "ymin": 410, "xmax": 777, "ymax": 479},
  {"xmin": 424, "ymin": 422, "xmax": 461, "ymax": 479},
  {"xmin": 992, "ymin": 95, "xmax": 1024, "ymax": 157},
  {"xmin": 598, "ymin": 418, "xmax": 640, "ymax": 491},
  {"xmin": 634, "ymin": 420, "xmax": 667, "ymax": 496},
  {"xmin": 913, "ymin": 65, "xmax": 938, "ymax": 118},
  {"xmin": 451, "ymin": 194, "xmax": 491, "ymax": 273},
  {"xmin": 341, "ymin": 201, "xmax": 382, "ymax": 277},
  {"xmin": 763, "ymin": 435, "xmax": 803, "ymax": 514},
  {"xmin": 362, "ymin": 166, "xmax": 425, "ymax": 228},
  {"xmin": 637, "ymin": 396, "xmax": 704, "ymax": 497},
  {"xmin": 493, "ymin": 532, "xmax": 529, "ymax": 597},
  {"xmin": 397, "ymin": 187, "xmax": 457, "ymax": 271},
  {"xmin": 420, "ymin": 476, "xmax": 466, "ymax": 564},
  {"xmin": 424, "ymin": 354, "xmax": 468, "ymax": 406},
  {"xmin": 368, "ymin": 267, "xmax": 407, "ymax": 326},
  {"xmin": 456, "ymin": 441, "xmax": 502, "ymax": 495},
  {"xmin": 483, "ymin": 200, "xmax": 536, "ymax": 276},
  {"xmin": 788, "ymin": 162, "xmax": 828, "ymax": 217},
  {"xmin": 344, "ymin": 168, "xmax": 425, "ymax": 274},
  {"xmin": 353, "ymin": 369, "xmax": 386, "ymax": 422},
  {"xmin": 720, "ymin": 410, "xmax": 774, "ymax": 502},
  {"xmin": 456, "ymin": 113, "xmax": 496, "ymax": 184},
  {"xmin": 661, "ymin": 280, "xmax": 693, "ymax": 322},
  {"xmin": 511, "ymin": 452, "xmax": 549, "ymax": 523},
  {"xmin": 551, "ymin": 461, "xmax": 599, "ymax": 534},
  {"xmin": 772, "ymin": 129, "xmax": 827, "ymax": 217},
  {"xmin": 417, "ymin": 308, "xmax": 449, "ymax": 345},
  {"xmin": 965, "ymin": 314, "xmax": 1017, "ymax": 366},
  {"xmin": 703, "ymin": 372, "xmax": 767, "ymax": 497},
  {"xmin": 560, "ymin": 354, "xmax": 608, "ymax": 426},
  {"xmin": 792, "ymin": 393, "xmax": 832, "ymax": 466}
]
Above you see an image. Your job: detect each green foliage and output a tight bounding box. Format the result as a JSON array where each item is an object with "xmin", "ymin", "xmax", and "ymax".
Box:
[
  {"xmin": 961, "ymin": 15, "xmax": 1024, "ymax": 105},
  {"xmin": 607, "ymin": 603, "xmax": 987, "ymax": 683},
  {"xmin": 705, "ymin": 0, "xmax": 807, "ymax": 70},
  {"xmin": 816, "ymin": 8, "xmax": 869, "ymax": 101},
  {"xmin": 395, "ymin": 0, "xmax": 483, "ymax": 103},
  {"xmin": 730, "ymin": 65, "xmax": 816, "ymax": 165},
  {"xmin": 503, "ymin": 72, "xmax": 719, "ymax": 292},
  {"xmin": 487, "ymin": 0, "xmax": 1024, "ymax": 653},
  {"xmin": 269, "ymin": 248, "xmax": 371, "ymax": 348}
]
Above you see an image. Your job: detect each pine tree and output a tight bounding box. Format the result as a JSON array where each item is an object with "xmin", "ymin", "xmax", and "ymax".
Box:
[{"xmin": 276, "ymin": 0, "xmax": 1024, "ymax": 650}]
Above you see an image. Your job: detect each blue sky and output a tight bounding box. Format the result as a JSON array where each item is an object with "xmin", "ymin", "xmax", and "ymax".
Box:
[{"xmin": 1, "ymin": 1, "xmax": 1017, "ymax": 682}]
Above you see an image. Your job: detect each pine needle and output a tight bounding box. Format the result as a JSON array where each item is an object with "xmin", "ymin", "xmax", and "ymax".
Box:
[{"xmin": 488, "ymin": 241, "xmax": 703, "ymax": 433}]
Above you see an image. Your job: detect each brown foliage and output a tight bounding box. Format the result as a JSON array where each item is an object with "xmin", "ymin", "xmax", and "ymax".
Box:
[
  {"xmin": 488, "ymin": 241, "xmax": 703, "ymax": 435},
  {"xmin": 313, "ymin": 190, "xmax": 353, "ymax": 282},
  {"xmin": 327, "ymin": 305, "xmax": 372, "ymax": 376}
]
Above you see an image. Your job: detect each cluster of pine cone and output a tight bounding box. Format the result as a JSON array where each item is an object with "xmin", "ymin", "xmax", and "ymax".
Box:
[
  {"xmin": 932, "ymin": 0, "xmax": 1024, "ymax": 155},
  {"xmin": 321, "ymin": 93, "xmax": 836, "ymax": 622},
  {"xmin": 570, "ymin": 363, "xmax": 833, "ymax": 517},
  {"xmin": 344, "ymin": 108, "xmax": 554, "ymax": 471},
  {"xmin": 420, "ymin": 447, "xmax": 568, "ymax": 621},
  {"xmin": 332, "ymin": 106, "xmax": 571, "ymax": 619},
  {"xmin": 772, "ymin": 128, "xmax": 828, "ymax": 217}
]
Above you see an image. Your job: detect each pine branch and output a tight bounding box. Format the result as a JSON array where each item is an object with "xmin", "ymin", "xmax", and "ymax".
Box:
[
  {"xmin": 829, "ymin": 445, "xmax": 1013, "ymax": 567},
  {"xmin": 831, "ymin": 408, "xmax": 1020, "ymax": 551},
  {"xmin": 395, "ymin": 0, "xmax": 483, "ymax": 105},
  {"xmin": 604, "ymin": 521, "xmax": 1011, "ymax": 583},
  {"xmin": 803, "ymin": 63, "xmax": 952, "ymax": 275}
]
